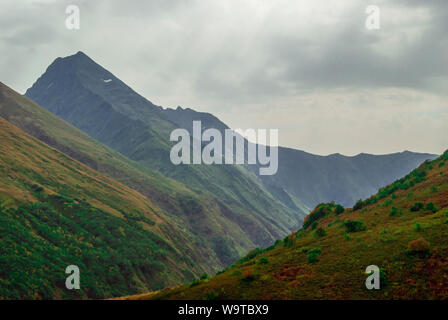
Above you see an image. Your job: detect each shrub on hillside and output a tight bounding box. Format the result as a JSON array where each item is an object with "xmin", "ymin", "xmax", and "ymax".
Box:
[
  {"xmin": 307, "ymin": 248, "xmax": 322, "ymax": 264},
  {"xmin": 257, "ymin": 257, "xmax": 269, "ymax": 265},
  {"xmin": 407, "ymin": 237, "xmax": 430, "ymax": 256},
  {"xmin": 303, "ymin": 205, "xmax": 328, "ymax": 229},
  {"xmin": 283, "ymin": 234, "xmax": 295, "ymax": 247},
  {"xmin": 204, "ymin": 292, "xmax": 219, "ymax": 300},
  {"xmin": 189, "ymin": 279, "xmax": 200, "ymax": 288},
  {"xmin": 413, "ymin": 223, "xmax": 422, "ymax": 232},
  {"xmin": 215, "ymin": 268, "xmax": 226, "ymax": 276},
  {"xmin": 443, "ymin": 150, "xmax": 448, "ymax": 160},
  {"xmin": 238, "ymin": 248, "xmax": 261, "ymax": 264},
  {"xmin": 380, "ymin": 268, "xmax": 389, "ymax": 288},
  {"xmin": 31, "ymin": 184, "xmax": 44, "ymax": 193},
  {"xmin": 231, "ymin": 270, "xmax": 242, "ymax": 276},
  {"xmin": 353, "ymin": 200, "xmax": 364, "ymax": 211},
  {"xmin": 410, "ymin": 202, "xmax": 424, "ymax": 212},
  {"xmin": 240, "ymin": 268, "xmax": 256, "ymax": 283},
  {"xmin": 344, "ymin": 232, "xmax": 353, "ymax": 241},
  {"xmin": 314, "ymin": 227, "xmax": 327, "ymax": 238},
  {"xmin": 425, "ymin": 202, "xmax": 438, "ymax": 213},
  {"xmin": 344, "ymin": 220, "xmax": 366, "ymax": 233},
  {"xmin": 335, "ymin": 204, "xmax": 345, "ymax": 215},
  {"xmin": 389, "ymin": 206, "xmax": 400, "ymax": 217}
]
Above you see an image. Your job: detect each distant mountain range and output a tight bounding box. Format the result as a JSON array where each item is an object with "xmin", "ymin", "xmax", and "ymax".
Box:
[{"xmin": 163, "ymin": 105, "xmax": 437, "ymax": 209}]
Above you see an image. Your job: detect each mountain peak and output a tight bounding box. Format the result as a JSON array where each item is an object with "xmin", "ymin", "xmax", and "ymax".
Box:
[
  {"xmin": 25, "ymin": 51, "xmax": 167, "ymax": 131},
  {"xmin": 75, "ymin": 50, "xmax": 87, "ymax": 56},
  {"xmin": 49, "ymin": 51, "xmax": 94, "ymax": 68},
  {"xmin": 25, "ymin": 50, "xmax": 112, "ymax": 104}
]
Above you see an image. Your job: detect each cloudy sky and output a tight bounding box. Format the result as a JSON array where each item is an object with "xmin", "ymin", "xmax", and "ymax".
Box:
[{"xmin": 1, "ymin": 0, "xmax": 447, "ymax": 155}]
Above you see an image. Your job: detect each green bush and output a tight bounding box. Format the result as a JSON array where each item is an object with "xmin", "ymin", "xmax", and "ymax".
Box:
[
  {"xmin": 238, "ymin": 248, "xmax": 261, "ymax": 264},
  {"xmin": 443, "ymin": 150, "xmax": 448, "ymax": 161},
  {"xmin": 314, "ymin": 227, "xmax": 327, "ymax": 238},
  {"xmin": 425, "ymin": 202, "xmax": 438, "ymax": 213},
  {"xmin": 257, "ymin": 257, "xmax": 269, "ymax": 265},
  {"xmin": 335, "ymin": 204, "xmax": 345, "ymax": 215},
  {"xmin": 204, "ymin": 292, "xmax": 219, "ymax": 300},
  {"xmin": 344, "ymin": 220, "xmax": 366, "ymax": 233},
  {"xmin": 283, "ymin": 235, "xmax": 294, "ymax": 247},
  {"xmin": 189, "ymin": 279, "xmax": 201, "ymax": 288},
  {"xmin": 307, "ymin": 248, "xmax": 322, "ymax": 264},
  {"xmin": 353, "ymin": 200, "xmax": 364, "ymax": 211},
  {"xmin": 410, "ymin": 202, "xmax": 424, "ymax": 212},
  {"xmin": 231, "ymin": 270, "xmax": 242, "ymax": 276},
  {"xmin": 413, "ymin": 223, "xmax": 422, "ymax": 232},
  {"xmin": 380, "ymin": 268, "xmax": 389, "ymax": 287},
  {"xmin": 389, "ymin": 206, "xmax": 399, "ymax": 217},
  {"xmin": 381, "ymin": 199, "xmax": 393, "ymax": 207},
  {"xmin": 303, "ymin": 205, "xmax": 328, "ymax": 229},
  {"xmin": 215, "ymin": 269, "xmax": 226, "ymax": 276},
  {"xmin": 31, "ymin": 184, "xmax": 44, "ymax": 193}
]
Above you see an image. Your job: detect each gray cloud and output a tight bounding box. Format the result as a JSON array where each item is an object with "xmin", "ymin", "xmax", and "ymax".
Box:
[{"xmin": 0, "ymin": 0, "xmax": 447, "ymax": 155}]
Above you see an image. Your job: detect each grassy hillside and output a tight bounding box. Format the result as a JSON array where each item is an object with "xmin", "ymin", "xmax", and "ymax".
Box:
[
  {"xmin": 0, "ymin": 117, "xmax": 213, "ymax": 299},
  {"xmin": 128, "ymin": 150, "xmax": 448, "ymax": 300}
]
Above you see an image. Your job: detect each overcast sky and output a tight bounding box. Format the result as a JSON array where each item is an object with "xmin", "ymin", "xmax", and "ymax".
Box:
[{"xmin": 1, "ymin": 0, "xmax": 447, "ymax": 155}]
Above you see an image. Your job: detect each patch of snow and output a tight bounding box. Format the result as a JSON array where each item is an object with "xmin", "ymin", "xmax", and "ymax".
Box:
[{"xmin": 103, "ymin": 79, "xmax": 112, "ymax": 83}]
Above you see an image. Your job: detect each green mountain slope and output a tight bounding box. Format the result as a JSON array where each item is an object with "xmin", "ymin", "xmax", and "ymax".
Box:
[
  {"xmin": 0, "ymin": 116, "xmax": 210, "ymax": 299},
  {"xmin": 132, "ymin": 150, "xmax": 448, "ymax": 300}
]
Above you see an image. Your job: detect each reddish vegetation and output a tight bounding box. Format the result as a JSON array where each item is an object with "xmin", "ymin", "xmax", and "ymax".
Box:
[{"xmin": 408, "ymin": 238, "xmax": 430, "ymax": 253}]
